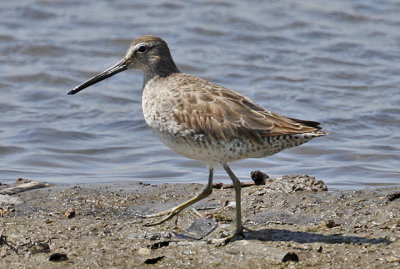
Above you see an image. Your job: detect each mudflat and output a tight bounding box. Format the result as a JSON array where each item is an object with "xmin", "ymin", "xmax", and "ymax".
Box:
[{"xmin": 0, "ymin": 175, "xmax": 399, "ymax": 268}]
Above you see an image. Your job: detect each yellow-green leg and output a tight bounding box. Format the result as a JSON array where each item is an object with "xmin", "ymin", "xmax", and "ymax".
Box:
[
  {"xmin": 144, "ymin": 167, "xmax": 214, "ymax": 226},
  {"xmin": 211, "ymin": 163, "xmax": 244, "ymax": 246}
]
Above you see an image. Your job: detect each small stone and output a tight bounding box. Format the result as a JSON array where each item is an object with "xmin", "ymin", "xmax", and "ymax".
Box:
[
  {"xmin": 325, "ymin": 220, "xmax": 340, "ymax": 228},
  {"xmin": 149, "ymin": 241, "xmax": 170, "ymax": 250},
  {"xmin": 137, "ymin": 248, "xmax": 151, "ymax": 256},
  {"xmin": 225, "ymin": 201, "xmax": 236, "ymax": 208},
  {"xmin": 49, "ymin": 253, "xmax": 68, "ymax": 262},
  {"xmin": 144, "ymin": 256, "xmax": 165, "ymax": 264},
  {"xmin": 387, "ymin": 192, "xmax": 400, "ymax": 201},
  {"xmin": 176, "ymin": 218, "xmax": 218, "ymax": 240},
  {"xmin": 282, "ymin": 252, "xmax": 299, "ymax": 262},
  {"xmin": 250, "ymin": 170, "xmax": 269, "ymax": 185},
  {"xmin": 212, "ymin": 183, "xmax": 224, "ymax": 189},
  {"xmin": 65, "ymin": 208, "xmax": 76, "ymax": 219}
]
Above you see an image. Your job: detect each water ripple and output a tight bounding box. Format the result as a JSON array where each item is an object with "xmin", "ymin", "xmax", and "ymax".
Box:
[{"xmin": 0, "ymin": 0, "xmax": 399, "ymax": 189}]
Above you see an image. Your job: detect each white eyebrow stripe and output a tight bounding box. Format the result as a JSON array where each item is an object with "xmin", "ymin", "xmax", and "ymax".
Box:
[
  {"xmin": 133, "ymin": 43, "xmax": 147, "ymax": 50},
  {"xmin": 127, "ymin": 43, "xmax": 143, "ymax": 55},
  {"xmin": 127, "ymin": 42, "xmax": 154, "ymax": 56}
]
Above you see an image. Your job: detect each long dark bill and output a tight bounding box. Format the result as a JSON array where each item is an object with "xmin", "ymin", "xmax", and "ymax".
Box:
[{"xmin": 68, "ymin": 59, "xmax": 128, "ymax": 95}]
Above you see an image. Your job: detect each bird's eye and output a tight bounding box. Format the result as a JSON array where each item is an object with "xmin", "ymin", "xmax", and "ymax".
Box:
[{"xmin": 137, "ymin": 46, "xmax": 147, "ymax": 53}]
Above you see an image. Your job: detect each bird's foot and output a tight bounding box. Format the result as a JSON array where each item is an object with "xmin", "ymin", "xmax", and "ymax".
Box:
[
  {"xmin": 142, "ymin": 207, "xmax": 181, "ymax": 226},
  {"xmin": 209, "ymin": 227, "xmax": 244, "ymax": 247}
]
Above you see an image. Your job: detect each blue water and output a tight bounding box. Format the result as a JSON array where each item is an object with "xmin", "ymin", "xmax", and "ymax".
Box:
[{"xmin": 0, "ymin": 0, "xmax": 399, "ymax": 189}]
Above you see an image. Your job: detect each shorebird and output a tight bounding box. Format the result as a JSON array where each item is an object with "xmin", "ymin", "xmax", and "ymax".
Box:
[{"xmin": 68, "ymin": 35, "xmax": 327, "ymax": 245}]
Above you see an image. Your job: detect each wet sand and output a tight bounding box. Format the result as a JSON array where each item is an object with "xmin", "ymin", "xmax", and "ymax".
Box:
[{"xmin": 0, "ymin": 176, "xmax": 399, "ymax": 268}]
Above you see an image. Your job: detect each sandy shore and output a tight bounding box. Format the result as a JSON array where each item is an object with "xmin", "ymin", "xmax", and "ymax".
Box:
[{"xmin": 0, "ymin": 175, "xmax": 399, "ymax": 268}]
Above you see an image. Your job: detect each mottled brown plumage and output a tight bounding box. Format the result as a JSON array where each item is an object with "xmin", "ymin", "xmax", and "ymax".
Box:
[
  {"xmin": 168, "ymin": 73, "xmax": 321, "ymax": 144},
  {"xmin": 68, "ymin": 35, "xmax": 327, "ymax": 245}
]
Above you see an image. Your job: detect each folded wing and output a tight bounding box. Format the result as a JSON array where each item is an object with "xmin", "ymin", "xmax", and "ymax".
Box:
[{"xmin": 172, "ymin": 76, "xmax": 322, "ymax": 144}]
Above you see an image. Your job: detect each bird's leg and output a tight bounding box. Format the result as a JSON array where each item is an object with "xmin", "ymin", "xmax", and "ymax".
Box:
[
  {"xmin": 144, "ymin": 167, "xmax": 214, "ymax": 226},
  {"xmin": 211, "ymin": 163, "xmax": 244, "ymax": 246}
]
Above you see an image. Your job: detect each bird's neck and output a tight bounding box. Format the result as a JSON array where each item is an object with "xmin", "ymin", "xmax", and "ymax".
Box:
[{"xmin": 142, "ymin": 58, "xmax": 180, "ymax": 88}]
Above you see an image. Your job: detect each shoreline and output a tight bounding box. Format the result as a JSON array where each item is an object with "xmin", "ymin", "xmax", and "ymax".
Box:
[{"xmin": 0, "ymin": 176, "xmax": 399, "ymax": 268}]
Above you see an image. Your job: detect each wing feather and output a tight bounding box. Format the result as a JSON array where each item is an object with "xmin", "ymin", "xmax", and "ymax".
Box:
[{"xmin": 170, "ymin": 74, "xmax": 321, "ymax": 144}]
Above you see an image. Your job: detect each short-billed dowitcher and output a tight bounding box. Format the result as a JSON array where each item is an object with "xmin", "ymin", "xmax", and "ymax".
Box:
[{"xmin": 68, "ymin": 35, "xmax": 327, "ymax": 245}]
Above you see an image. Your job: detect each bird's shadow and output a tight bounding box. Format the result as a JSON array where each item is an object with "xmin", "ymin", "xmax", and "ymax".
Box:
[{"xmin": 240, "ymin": 228, "xmax": 391, "ymax": 245}]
